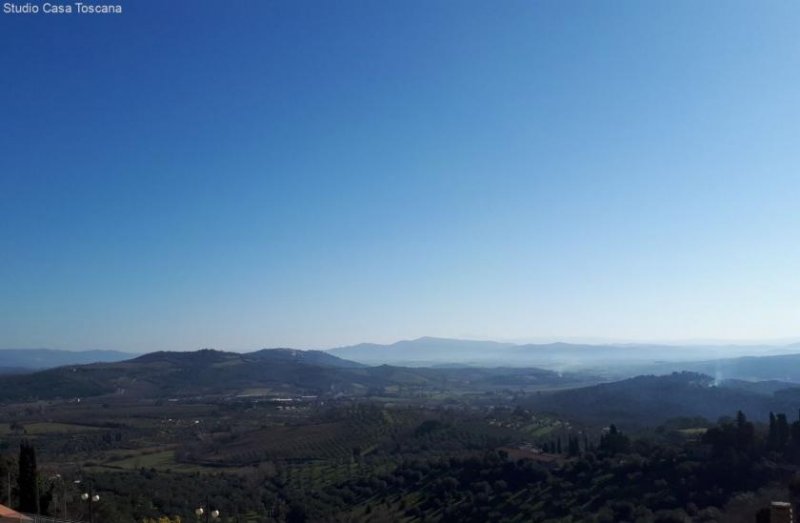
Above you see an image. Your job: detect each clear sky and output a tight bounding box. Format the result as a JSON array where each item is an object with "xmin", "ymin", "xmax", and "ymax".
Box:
[{"xmin": 1, "ymin": 1, "xmax": 799, "ymax": 351}]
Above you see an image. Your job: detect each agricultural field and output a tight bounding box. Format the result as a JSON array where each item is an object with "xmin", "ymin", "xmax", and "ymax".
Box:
[
  {"xmin": 0, "ymin": 389, "xmax": 565, "ymax": 522},
  {"xmin": 1, "ymin": 367, "xmax": 784, "ymax": 523},
  {"xmin": 0, "ymin": 422, "xmax": 101, "ymax": 436}
]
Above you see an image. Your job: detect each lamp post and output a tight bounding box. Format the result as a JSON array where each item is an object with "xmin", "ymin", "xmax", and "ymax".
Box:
[
  {"xmin": 81, "ymin": 489, "xmax": 100, "ymax": 523},
  {"xmin": 195, "ymin": 495, "xmax": 220, "ymax": 522}
]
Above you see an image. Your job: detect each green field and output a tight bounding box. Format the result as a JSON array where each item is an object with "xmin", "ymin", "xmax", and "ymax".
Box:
[{"xmin": 0, "ymin": 422, "xmax": 100, "ymax": 435}]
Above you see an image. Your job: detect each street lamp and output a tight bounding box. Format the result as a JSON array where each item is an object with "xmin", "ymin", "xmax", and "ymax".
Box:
[
  {"xmin": 195, "ymin": 498, "xmax": 220, "ymax": 522},
  {"xmin": 81, "ymin": 490, "xmax": 100, "ymax": 523}
]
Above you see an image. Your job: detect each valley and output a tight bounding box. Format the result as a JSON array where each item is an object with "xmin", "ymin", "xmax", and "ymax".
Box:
[{"xmin": 2, "ymin": 345, "xmax": 800, "ymax": 521}]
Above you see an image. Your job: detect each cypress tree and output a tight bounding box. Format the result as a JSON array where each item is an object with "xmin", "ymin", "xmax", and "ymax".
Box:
[
  {"xmin": 0, "ymin": 457, "xmax": 10, "ymax": 506},
  {"xmin": 568, "ymin": 436, "xmax": 580, "ymax": 456},
  {"xmin": 17, "ymin": 441, "xmax": 37, "ymax": 513},
  {"xmin": 777, "ymin": 413, "xmax": 790, "ymax": 449},
  {"xmin": 769, "ymin": 412, "xmax": 777, "ymax": 450}
]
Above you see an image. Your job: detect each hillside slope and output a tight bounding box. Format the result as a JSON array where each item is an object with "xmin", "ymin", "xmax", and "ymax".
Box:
[
  {"xmin": 0, "ymin": 349, "xmax": 585, "ymax": 401},
  {"xmin": 528, "ymin": 372, "xmax": 800, "ymax": 427}
]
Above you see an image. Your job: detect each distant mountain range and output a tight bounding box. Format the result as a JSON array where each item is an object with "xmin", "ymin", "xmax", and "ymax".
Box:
[
  {"xmin": 7, "ymin": 337, "xmax": 800, "ymax": 380},
  {"xmin": 6, "ymin": 336, "xmax": 800, "ymax": 384},
  {"xmin": 328, "ymin": 337, "xmax": 516, "ymax": 365},
  {"xmin": 6, "ymin": 345, "xmax": 800, "ymax": 427},
  {"xmin": 0, "ymin": 348, "xmax": 138, "ymax": 373},
  {"xmin": 327, "ymin": 336, "xmax": 800, "ymax": 371}
]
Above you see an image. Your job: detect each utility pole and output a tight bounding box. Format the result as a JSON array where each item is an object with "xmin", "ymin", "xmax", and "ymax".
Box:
[{"xmin": 90, "ymin": 486, "xmax": 95, "ymax": 523}]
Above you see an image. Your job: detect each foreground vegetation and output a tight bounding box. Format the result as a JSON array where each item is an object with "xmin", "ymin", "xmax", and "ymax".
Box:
[
  {"xmin": 2, "ymin": 353, "xmax": 800, "ymax": 522},
  {"xmin": 2, "ymin": 395, "xmax": 800, "ymax": 522}
]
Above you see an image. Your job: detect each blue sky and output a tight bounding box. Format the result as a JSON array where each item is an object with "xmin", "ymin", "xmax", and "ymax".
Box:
[{"xmin": 1, "ymin": 1, "xmax": 799, "ymax": 351}]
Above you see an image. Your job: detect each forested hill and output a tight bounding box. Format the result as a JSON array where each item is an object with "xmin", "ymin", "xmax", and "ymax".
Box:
[
  {"xmin": 0, "ymin": 349, "xmax": 368, "ymax": 401},
  {"xmin": 528, "ymin": 371, "xmax": 800, "ymax": 427},
  {"xmin": 248, "ymin": 348, "xmax": 366, "ymax": 368},
  {"xmin": 129, "ymin": 348, "xmax": 363, "ymax": 368},
  {"xmin": 643, "ymin": 352, "xmax": 800, "ymax": 382},
  {"xmin": 0, "ymin": 349, "xmax": 584, "ymax": 401}
]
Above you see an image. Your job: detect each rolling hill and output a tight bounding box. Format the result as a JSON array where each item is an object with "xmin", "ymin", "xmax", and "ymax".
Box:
[
  {"xmin": 0, "ymin": 348, "xmax": 587, "ymax": 401},
  {"xmin": 639, "ymin": 352, "xmax": 800, "ymax": 382},
  {"xmin": 527, "ymin": 371, "xmax": 800, "ymax": 427}
]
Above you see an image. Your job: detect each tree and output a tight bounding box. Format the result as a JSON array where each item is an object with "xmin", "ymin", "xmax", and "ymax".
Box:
[
  {"xmin": 17, "ymin": 441, "xmax": 37, "ymax": 513},
  {"xmin": 599, "ymin": 425, "xmax": 630, "ymax": 455},
  {"xmin": 0, "ymin": 456, "xmax": 12, "ymax": 507},
  {"xmin": 287, "ymin": 503, "xmax": 307, "ymax": 523},
  {"xmin": 734, "ymin": 410, "xmax": 756, "ymax": 455},
  {"xmin": 776, "ymin": 413, "xmax": 790, "ymax": 450},
  {"xmin": 567, "ymin": 436, "xmax": 580, "ymax": 457},
  {"xmin": 768, "ymin": 412, "xmax": 791, "ymax": 452},
  {"xmin": 768, "ymin": 412, "xmax": 778, "ymax": 450}
]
